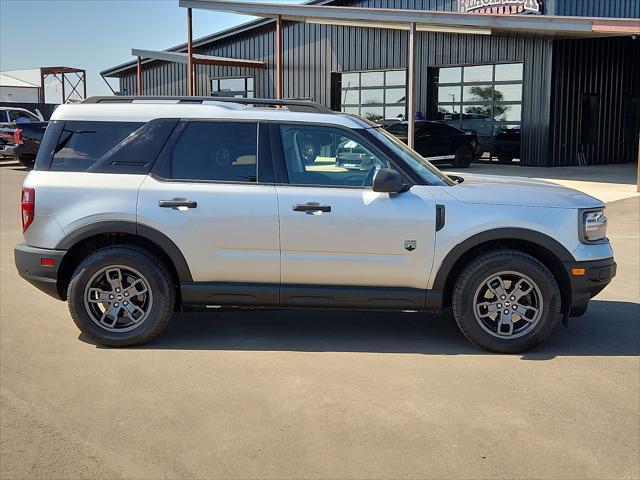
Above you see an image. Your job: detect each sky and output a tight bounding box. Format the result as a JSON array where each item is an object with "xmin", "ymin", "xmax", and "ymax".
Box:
[{"xmin": 0, "ymin": 0, "xmax": 305, "ymax": 98}]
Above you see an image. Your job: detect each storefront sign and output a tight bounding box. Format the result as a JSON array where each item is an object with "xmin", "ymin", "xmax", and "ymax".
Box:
[{"xmin": 459, "ymin": 0, "xmax": 542, "ymax": 15}]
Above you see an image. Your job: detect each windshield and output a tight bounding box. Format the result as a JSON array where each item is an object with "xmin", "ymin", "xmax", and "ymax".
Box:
[{"xmin": 369, "ymin": 127, "xmax": 455, "ymax": 186}]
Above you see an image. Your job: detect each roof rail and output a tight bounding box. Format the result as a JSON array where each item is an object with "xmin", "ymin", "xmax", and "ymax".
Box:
[{"xmin": 82, "ymin": 96, "xmax": 335, "ymax": 114}]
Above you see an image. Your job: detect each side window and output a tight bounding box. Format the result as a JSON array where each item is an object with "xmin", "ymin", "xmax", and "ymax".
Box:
[
  {"xmin": 51, "ymin": 121, "xmax": 143, "ymax": 172},
  {"xmin": 162, "ymin": 122, "xmax": 257, "ymax": 182},
  {"xmin": 279, "ymin": 125, "xmax": 389, "ymax": 187},
  {"xmin": 9, "ymin": 110, "xmax": 38, "ymax": 123}
]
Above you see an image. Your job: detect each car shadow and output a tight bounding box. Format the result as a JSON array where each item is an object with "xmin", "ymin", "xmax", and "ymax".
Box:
[{"xmin": 83, "ymin": 299, "xmax": 639, "ymax": 358}]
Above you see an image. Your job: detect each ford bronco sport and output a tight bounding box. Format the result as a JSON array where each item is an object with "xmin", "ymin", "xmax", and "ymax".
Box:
[{"xmin": 14, "ymin": 97, "xmax": 616, "ymax": 353}]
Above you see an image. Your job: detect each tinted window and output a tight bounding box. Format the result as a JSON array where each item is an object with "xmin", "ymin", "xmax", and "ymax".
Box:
[
  {"xmin": 51, "ymin": 121, "xmax": 143, "ymax": 172},
  {"xmin": 163, "ymin": 122, "xmax": 257, "ymax": 182},
  {"xmin": 89, "ymin": 119, "xmax": 178, "ymax": 174},
  {"xmin": 279, "ymin": 125, "xmax": 389, "ymax": 187}
]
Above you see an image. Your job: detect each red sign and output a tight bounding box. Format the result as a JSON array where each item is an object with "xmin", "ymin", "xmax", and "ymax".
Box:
[{"xmin": 459, "ymin": 0, "xmax": 542, "ymax": 15}]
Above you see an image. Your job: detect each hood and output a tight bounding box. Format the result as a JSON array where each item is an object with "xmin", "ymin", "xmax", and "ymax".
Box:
[{"xmin": 444, "ymin": 173, "xmax": 604, "ymax": 209}]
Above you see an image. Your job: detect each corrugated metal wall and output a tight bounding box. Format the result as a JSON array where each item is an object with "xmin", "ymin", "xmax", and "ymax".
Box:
[
  {"xmin": 549, "ymin": 37, "xmax": 640, "ymax": 166},
  {"xmin": 116, "ymin": 0, "xmax": 638, "ymax": 167},
  {"xmin": 554, "ymin": 0, "xmax": 640, "ymax": 18}
]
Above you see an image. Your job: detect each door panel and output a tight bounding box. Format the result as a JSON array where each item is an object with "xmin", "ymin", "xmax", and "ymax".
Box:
[
  {"xmin": 138, "ymin": 176, "xmax": 280, "ymax": 283},
  {"xmin": 277, "ymin": 185, "xmax": 436, "ymax": 290},
  {"xmin": 139, "ymin": 120, "xmax": 279, "ymax": 286}
]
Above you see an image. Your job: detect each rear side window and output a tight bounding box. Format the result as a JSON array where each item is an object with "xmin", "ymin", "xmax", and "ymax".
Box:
[
  {"xmin": 158, "ymin": 121, "xmax": 258, "ymax": 182},
  {"xmin": 51, "ymin": 121, "xmax": 143, "ymax": 172}
]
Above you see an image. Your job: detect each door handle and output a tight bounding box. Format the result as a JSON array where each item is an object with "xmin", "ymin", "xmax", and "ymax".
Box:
[
  {"xmin": 158, "ymin": 199, "xmax": 198, "ymax": 209},
  {"xmin": 292, "ymin": 202, "xmax": 331, "ymax": 214}
]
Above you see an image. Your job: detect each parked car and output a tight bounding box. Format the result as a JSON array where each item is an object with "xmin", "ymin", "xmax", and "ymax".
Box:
[
  {"xmin": 0, "ymin": 107, "xmax": 48, "ymax": 169},
  {"xmin": 385, "ymin": 120, "xmax": 481, "ymax": 168},
  {"xmin": 493, "ymin": 126, "xmax": 521, "ymax": 164},
  {"xmin": 14, "ymin": 96, "xmax": 615, "ymax": 353}
]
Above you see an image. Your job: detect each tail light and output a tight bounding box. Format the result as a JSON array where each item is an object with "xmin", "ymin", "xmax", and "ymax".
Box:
[
  {"xmin": 14, "ymin": 128, "xmax": 24, "ymax": 145},
  {"xmin": 21, "ymin": 187, "xmax": 35, "ymax": 232}
]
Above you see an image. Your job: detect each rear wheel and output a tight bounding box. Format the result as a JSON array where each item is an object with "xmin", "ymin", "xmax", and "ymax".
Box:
[
  {"xmin": 67, "ymin": 245, "xmax": 175, "ymax": 347},
  {"xmin": 452, "ymin": 249, "xmax": 562, "ymax": 353},
  {"xmin": 452, "ymin": 145, "xmax": 474, "ymax": 168},
  {"xmin": 17, "ymin": 154, "xmax": 35, "ymax": 170}
]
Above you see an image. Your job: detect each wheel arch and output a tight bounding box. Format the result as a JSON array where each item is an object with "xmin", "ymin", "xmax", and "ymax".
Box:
[
  {"xmin": 434, "ymin": 228, "xmax": 574, "ymax": 313},
  {"xmin": 55, "ymin": 221, "xmax": 192, "ymax": 301}
]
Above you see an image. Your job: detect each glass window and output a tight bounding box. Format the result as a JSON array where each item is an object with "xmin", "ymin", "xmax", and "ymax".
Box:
[
  {"xmin": 219, "ymin": 78, "xmax": 246, "ymax": 91},
  {"xmin": 432, "ymin": 62, "xmax": 523, "ymax": 162},
  {"xmin": 463, "ymin": 85, "xmax": 493, "ymax": 102},
  {"xmin": 437, "ymin": 86, "xmax": 462, "ymax": 103},
  {"xmin": 212, "ymin": 77, "xmax": 254, "ymax": 98},
  {"xmin": 361, "ymin": 71, "xmax": 384, "ymax": 87},
  {"xmin": 369, "ymin": 128, "xmax": 453, "ymax": 186},
  {"xmin": 385, "ymin": 70, "xmax": 406, "ymax": 86},
  {"xmin": 494, "ymin": 104, "xmax": 521, "ymax": 122},
  {"xmin": 464, "ymin": 65, "xmax": 493, "ymax": 83},
  {"xmin": 51, "ymin": 121, "xmax": 143, "ymax": 172},
  {"xmin": 164, "ymin": 122, "xmax": 257, "ymax": 182},
  {"xmin": 463, "ymin": 104, "xmax": 493, "ymax": 120},
  {"xmin": 494, "ymin": 84, "xmax": 522, "ymax": 102},
  {"xmin": 438, "ymin": 67, "xmax": 462, "ymax": 84},
  {"xmin": 341, "ymin": 106, "xmax": 360, "ymax": 115},
  {"xmin": 360, "ymin": 106, "xmax": 384, "ymax": 122},
  {"xmin": 8, "ymin": 110, "xmax": 39, "ymax": 123},
  {"xmin": 279, "ymin": 124, "xmax": 389, "ymax": 187},
  {"xmin": 338, "ymin": 70, "xmax": 405, "ymax": 123},
  {"xmin": 385, "ymin": 106, "xmax": 406, "ymax": 120},
  {"xmin": 361, "ymin": 89, "xmax": 384, "ymax": 105},
  {"xmin": 341, "ymin": 89, "xmax": 360, "ymax": 105},
  {"xmin": 495, "ymin": 63, "xmax": 523, "ymax": 81},
  {"xmin": 386, "ymin": 88, "xmax": 406, "ymax": 104},
  {"xmin": 342, "ymin": 72, "xmax": 360, "ymax": 88}
]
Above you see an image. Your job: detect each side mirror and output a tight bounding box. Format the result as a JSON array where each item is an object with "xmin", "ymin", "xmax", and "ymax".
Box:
[{"xmin": 373, "ymin": 168, "xmax": 407, "ymax": 194}]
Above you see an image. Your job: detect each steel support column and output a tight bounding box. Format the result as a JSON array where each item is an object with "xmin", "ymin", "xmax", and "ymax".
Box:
[
  {"xmin": 407, "ymin": 22, "xmax": 417, "ymax": 150},
  {"xmin": 276, "ymin": 15, "xmax": 283, "ymax": 99},
  {"xmin": 187, "ymin": 7, "xmax": 194, "ymax": 96},
  {"xmin": 136, "ymin": 56, "xmax": 143, "ymax": 95}
]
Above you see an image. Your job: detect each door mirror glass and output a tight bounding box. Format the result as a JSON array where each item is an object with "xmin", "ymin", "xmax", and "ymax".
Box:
[{"xmin": 372, "ymin": 168, "xmax": 406, "ymax": 193}]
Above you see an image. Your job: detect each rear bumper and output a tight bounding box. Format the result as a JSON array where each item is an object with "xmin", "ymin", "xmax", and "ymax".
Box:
[
  {"xmin": 0, "ymin": 144, "xmax": 18, "ymax": 158},
  {"xmin": 564, "ymin": 257, "xmax": 616, "ymax": 317},
  {"xmin": 14, "ymin": 243, "xmax": 66, "ymax": 300}
]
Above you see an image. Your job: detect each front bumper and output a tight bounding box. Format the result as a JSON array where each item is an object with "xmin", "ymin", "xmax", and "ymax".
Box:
[
  {"xmin": 14, "ymin": 243, "xmax": 67, "ymax": 300},
  {"xmin": 563, "ymin": 257, "xmax": 616, "ymax": 317}
]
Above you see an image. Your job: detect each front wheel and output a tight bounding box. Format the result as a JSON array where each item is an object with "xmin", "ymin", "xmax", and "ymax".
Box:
[
  {"xmin": 452, "ymin": 145, "xmax": 474, "ymax": 168},
  {"xmin": 67, "ymin": 245, "xmax": 175, "ymax": 347},
  {"xmin": 452, "ymin": 250, "xmax": 562, "ymax": 353},
  {"xmin": 17, "ymin": 154, "xmax": 36, "ymax": 170}
]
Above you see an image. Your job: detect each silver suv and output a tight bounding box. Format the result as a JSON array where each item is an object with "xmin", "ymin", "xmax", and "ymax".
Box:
[{"xmin": 14, "ymin": 97, "xmax": 616, "ymax": 353}]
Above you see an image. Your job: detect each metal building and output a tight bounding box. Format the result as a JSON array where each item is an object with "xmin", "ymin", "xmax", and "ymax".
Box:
[{"xmin": 101, "ymin": 0, "xmax": 640, "ymax": 168}]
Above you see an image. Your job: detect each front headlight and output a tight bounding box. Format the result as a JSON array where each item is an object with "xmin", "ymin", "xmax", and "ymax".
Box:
[{"xmin": 580, "ymin": 208, "xmax": 608, "ymax": 243}]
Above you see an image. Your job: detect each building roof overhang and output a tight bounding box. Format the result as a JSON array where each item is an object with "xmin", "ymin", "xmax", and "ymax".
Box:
[
  {"xmin": 101, "ymin": 0, "xmax": 640, "ymax": 77},
  {"xmin": 131, "ymin": 48, "xmax": 267, "ymax": 69},
  {"xmin": 180, "ymin": 0, "xmax": 640, "ymax": 37}
]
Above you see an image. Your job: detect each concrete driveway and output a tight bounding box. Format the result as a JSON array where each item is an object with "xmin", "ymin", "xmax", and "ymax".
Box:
[{"xmin": 1, "ymin": 163, "xmax": 638, "ymax": 480}]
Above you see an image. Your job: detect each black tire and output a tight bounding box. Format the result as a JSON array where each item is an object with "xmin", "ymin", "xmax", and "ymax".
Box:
[
  {"xmin": 17, "ymin": 155, "xmax": 35, "ymax": 170},
  {"xmin": 67, "ymin": 245, "xmax": 175, "ymax": 347},
  {"xmin": 451, "ymin": 249, "xmax": 562, "ymax": 354},
  {"xmin": 452, "ymin": 144, "xmax": 474, "ymax": 168},
  {"xmin": 497, "ymin": 155, "xmax": 514, "ymax": 164}
]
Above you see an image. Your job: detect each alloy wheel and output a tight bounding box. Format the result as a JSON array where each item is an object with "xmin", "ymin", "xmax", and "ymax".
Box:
[
  {"xmin": 83, "ymin": 265, "xmax": 153, "ymax": 333},
  {"xmin": 473, "ymin": 271, "xmax": 543, "ymax": 339}
]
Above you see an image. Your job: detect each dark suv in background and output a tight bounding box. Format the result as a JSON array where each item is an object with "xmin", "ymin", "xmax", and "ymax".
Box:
[{"xmin": 385, "ymin": 120, "xmax": 481, "ymax": 168}]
